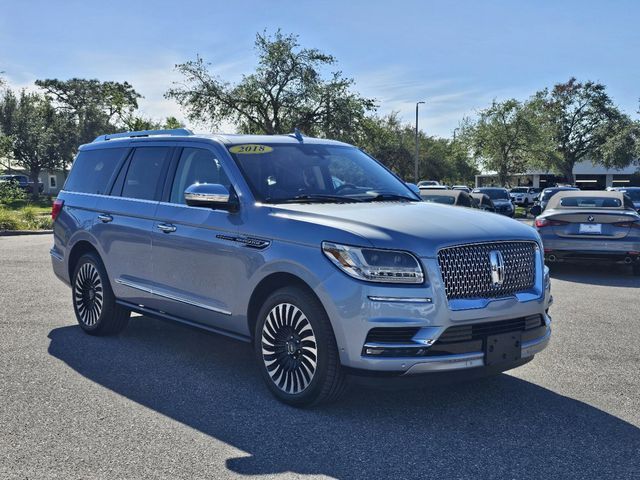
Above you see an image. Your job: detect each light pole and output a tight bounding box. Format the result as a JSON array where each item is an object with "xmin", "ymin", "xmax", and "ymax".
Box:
[
  {"xmin": 414, "ymin": 101, "xmax": 425, "ymax": 183},
  {"xmin": 453, "ymin": 127, "xmax": 459, "ymax": 141}
]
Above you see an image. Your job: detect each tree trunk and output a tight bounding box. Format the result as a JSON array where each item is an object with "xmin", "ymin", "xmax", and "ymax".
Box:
[
  {"xmin": 560, "ymin": 158, "xmax": 575, "ymax": 185},
  {"xmin": 29, "ymin": 169, "xmax": 41, "ymax": 201}
]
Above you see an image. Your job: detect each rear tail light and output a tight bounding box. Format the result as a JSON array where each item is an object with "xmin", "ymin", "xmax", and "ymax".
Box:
[
  {"xmin": 535, "ymin": 218, "xmax": 567, "ymax": 228},
  {"xmin": 613, "ymin": 221, "xmax": 640, "ymax": 229},
  {"xmin": 51, "ymin": 199, "xmax": 64, "ymax": 221}
]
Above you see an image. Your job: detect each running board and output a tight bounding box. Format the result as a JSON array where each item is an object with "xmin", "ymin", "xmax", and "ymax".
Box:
[{"xmin": 116, "ymin": 300, "xmax": 251, "ymax": 343}]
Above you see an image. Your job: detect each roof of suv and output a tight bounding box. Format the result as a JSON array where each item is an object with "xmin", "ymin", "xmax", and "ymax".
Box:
[{"xmin": 86, "ymin": 129, "xmax": 351, "ymax": 149}]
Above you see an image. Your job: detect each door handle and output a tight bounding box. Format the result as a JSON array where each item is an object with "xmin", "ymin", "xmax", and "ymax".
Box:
[
  {"xmin": 97, "ymin": 214, "xmax": 113, "ymax": 223},
  {"xmin": 157, "ymin": 223, "xmax": 177, "ymax": 233}
]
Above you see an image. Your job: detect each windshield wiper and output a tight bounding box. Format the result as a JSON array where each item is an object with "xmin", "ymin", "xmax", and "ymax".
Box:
[
  {"xmin": 265, "ymin": 194, "xmax": 363, "ymax": 204},
  {"xmin": 362, "ymin": 192, "xmax": 419, "ymax": 202}
]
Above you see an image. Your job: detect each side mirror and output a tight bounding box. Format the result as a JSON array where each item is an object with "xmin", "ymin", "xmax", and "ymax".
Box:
[
  {"xmin": 406, "ymin": 182, "xmax": 421, "ymax": 196},
  {"xmin": 529, "ymin": 205, "xmax": 542, "ymax": 217},
  {"xmin": 184, "ymin": 183, "xmax": 238, "ymax": 212}
]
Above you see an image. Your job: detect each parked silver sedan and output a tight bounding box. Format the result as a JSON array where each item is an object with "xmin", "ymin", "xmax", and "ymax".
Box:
[{"xmin": 533, "ymin": 191, "xmax": 640, "ymax": 275}]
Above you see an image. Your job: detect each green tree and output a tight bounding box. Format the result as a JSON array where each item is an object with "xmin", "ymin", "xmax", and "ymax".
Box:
[
  {"xmin": 35, "ymin": 78, "xmax": 142, "ymax": 146},
  {"xmin": 0, "ymin": 89, "xmax": 75, "ymax": 198},
  {"xmin": 166, "ymin": 30, "xmax": 376, "ymax": 140},
  {"xmin": 460, "ymin": 99, "xmax": 547, "ymax": 187},
  {"xmin": 532, "ymin": 78, "xmax": 638, "ymax": 182}
]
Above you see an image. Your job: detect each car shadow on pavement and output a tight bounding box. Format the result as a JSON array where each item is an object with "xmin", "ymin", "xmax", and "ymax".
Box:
[
  {"xmin": 48, "ymin": 317, "xmax": 639, "ymax": 479},
  {"xmin": 549, "ymin": 262, "xmax": 640, "ymax": 287}
]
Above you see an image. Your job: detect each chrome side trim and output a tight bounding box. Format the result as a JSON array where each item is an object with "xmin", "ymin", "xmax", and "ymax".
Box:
[
  {"xmin": 367, "ymin": 296, "xmax": 432, "ymax": 303},
  {"xmin": 49, "ymin": 249, "xmax": 64, "ymax": 261},
  {"xmin": 115, "ymin": 278, "xmax": 232, "ymax": 316}
]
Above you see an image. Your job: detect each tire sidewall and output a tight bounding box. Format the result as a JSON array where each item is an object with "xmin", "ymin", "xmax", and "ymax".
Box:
[
  {"xmin": 254, "ymin": 287, "xmax": 334, "ymax": 407},
  {"xmin": 72, "ymin": 253, "xmax": 113, "ymax": 333}
]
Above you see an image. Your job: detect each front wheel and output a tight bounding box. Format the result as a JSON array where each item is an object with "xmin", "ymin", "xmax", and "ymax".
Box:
[
  {"xmin": 255, "ymin": 286, "xmax": 346, "ymax": 407},
  {"xmin": 72, "ymin": 253, "xmax": 130, "ymax": 335}
]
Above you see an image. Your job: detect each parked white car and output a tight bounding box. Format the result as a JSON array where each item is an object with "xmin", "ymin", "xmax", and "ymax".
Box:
[{"xmin": 510, "ymin": 187, "xmax": 540, "ymax": 207}]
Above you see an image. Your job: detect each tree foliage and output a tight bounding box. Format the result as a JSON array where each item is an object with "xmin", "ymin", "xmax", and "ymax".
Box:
[
  {"xmin": 167, "ymin": 30, "xmax": 376, "ymax": 141},
  {"xmin": 0, "ymin": 89, "xmax": 75, "ymax": 196},
  {"xmin": 532, "ymin": 78, "xmax": 638, "ymax": 181},
  {"xmin": 460, "ymin": 99, "xmax": 548, "ymax": 187},
  {"xmin": 35, "ymin": 78, "xmax": 142, "ymax": 146},
  {"xmin": 358, "ymin": 113, "xmax": 477, "ymax": 184}
]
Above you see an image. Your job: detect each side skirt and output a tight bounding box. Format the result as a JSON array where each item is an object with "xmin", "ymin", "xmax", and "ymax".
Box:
[{"xmin": 116, "ymin": 300, "xmax": 252, "ymax": 344}]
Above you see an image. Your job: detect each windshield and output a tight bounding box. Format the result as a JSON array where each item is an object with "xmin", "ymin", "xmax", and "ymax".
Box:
[
  {"xmin": 621, "ymin": 189, "xmax": 640, "ymax": 201},
  {"xmin": 476, "ymin": 189, "xmax": 509, "ymax": 200},
  {"xmin": 511, "ymin": 187, "xmax": 528, "ymax": 193},
  {"xmin": 228, "ymin": 143, "xmax": 417, "ymax": 203}
]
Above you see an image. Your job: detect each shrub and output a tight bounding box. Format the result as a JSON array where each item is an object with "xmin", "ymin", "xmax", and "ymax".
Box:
[
  {"xmin": 0, "ymin": 208, "xmax": 21, "ymax": 230},
  {"xmin": 0, "ymin": 181, "xmax": 26, "ymax": 205}
]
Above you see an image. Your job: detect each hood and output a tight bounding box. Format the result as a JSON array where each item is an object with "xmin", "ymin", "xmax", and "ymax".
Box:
[{"xmin": 269, "ymin": 202, "xmax": 538, "ymax": 258}]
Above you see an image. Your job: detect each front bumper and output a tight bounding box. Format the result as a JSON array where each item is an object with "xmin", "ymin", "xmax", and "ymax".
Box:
[
  {"xmin": 402, "ymin": 323, "xmax": 550, "ymax": 375},
  {"xmin": 316, "ymin": 254, "xmax": 552, "ymax": 375}
]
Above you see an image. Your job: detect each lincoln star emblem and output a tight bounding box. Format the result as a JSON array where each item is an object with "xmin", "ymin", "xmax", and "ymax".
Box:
[
  {"xmin": 587, "ymin": 215, "xmax": 595, "ymax": 222},
  {"xmin": 489, "ymin": 250, "xmax": 505, "ymax": 287}
]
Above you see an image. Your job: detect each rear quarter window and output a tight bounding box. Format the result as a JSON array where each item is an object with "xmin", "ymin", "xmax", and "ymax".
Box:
[{"xmin": 64, "ymin": 148, "xmax": 129, "ymax": 195}]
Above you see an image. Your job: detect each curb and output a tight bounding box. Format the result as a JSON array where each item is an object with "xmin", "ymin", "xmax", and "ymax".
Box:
[{"xmin": 0, "ymin": 230, "xmax": 53, "ymax": 236}]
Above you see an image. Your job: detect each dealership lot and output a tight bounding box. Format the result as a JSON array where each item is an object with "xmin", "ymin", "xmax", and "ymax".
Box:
[{"xmin": 1, "ymin": 235, "xmax": 639, "ymax": 479}]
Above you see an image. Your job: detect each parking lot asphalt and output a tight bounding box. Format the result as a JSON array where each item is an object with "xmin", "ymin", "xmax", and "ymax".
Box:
[{"xmin": 1, "ymin": 235, "xmax": 639, "ymax": 479}]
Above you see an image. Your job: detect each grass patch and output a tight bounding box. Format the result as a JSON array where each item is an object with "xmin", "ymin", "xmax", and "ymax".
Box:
[{"xmin": 0, "ymin": 204, "xmax": 53, "ymax": 230}]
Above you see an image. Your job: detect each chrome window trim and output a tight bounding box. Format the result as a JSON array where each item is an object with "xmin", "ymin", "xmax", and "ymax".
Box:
[{"xmin": 115, "ymin": 278, "xmax": 232, "ymax": 316}]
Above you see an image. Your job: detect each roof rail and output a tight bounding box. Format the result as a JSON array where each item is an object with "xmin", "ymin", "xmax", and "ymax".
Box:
[{"xmin": 92, "ymin": 128, "xmax": 193, "ymax": 143}]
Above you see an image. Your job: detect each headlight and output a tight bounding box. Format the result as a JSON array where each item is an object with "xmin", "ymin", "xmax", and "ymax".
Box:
[{"xmin": 322, "ymin": 242, "xmax": 424, "ymax": 284}]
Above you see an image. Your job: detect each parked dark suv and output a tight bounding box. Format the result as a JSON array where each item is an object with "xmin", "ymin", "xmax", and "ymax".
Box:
[
  {"xmin": 0, "ymin": 174, "xmax": 44, "ymax": 193},
  {"xmin": 50, "ymin": 129, "xmax": 552, "ymax": 406}
]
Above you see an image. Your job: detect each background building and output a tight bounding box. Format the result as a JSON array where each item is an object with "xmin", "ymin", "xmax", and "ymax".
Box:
[{"xmin": 475, "ymin": 160, "xmax": 640, "ymax": 189}]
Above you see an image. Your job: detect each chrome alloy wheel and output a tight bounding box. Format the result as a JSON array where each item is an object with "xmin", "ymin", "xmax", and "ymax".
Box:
[
  {"xmin": 74, "ymin": 263, "xmax": 104, "ymax": 326},
  {"xmin": 261, "ymin": 303, "xmax": 318, "ymax": 394}
]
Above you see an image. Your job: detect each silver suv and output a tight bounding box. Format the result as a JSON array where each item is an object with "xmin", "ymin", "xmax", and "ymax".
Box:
[{"xmin": 50, "ymin": 129, "xmax": 552, "ymax": 406}]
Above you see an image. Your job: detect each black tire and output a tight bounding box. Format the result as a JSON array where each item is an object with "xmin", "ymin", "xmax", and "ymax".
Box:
[
  {"xmin": 72, "ymin": 253, "xmax": 130, "ymax": 336},
  {"xmin": 254, "ymin": 286, "xmax": 346, "ymax": 407}
]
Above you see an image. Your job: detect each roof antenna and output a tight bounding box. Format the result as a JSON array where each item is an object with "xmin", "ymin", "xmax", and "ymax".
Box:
[{"xmin": 293, "ymin": 127, "xmax": 304, "ymax": 142}]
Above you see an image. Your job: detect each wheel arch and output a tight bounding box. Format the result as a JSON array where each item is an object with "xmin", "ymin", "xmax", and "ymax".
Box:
[
  {"xmin": 247, "ymin": 272, "xmax": 323, "ymax": 341},
  {"xmin": 67, "ymin": 240, "xmax": 101, "ymax": 280}
]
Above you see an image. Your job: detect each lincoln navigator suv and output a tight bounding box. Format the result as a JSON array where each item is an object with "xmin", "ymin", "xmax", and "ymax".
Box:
[{"xmin": 50, "ymin": 129, "xmax": 552, "ymax": 406}]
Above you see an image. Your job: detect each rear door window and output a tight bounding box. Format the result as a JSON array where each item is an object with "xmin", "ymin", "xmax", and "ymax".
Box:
[
  {"xmin": 64, "ymin": 148, "xmax": 129, "ymax": 194},
  {"xmin": 121, "ymin": 147, "xmax": 171, "ymax": 201}
]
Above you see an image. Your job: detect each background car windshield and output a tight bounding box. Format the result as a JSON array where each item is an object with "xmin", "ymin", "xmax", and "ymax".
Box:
[
  {"xmin": 422, "ymin": 195, "xmax": 456, "ymax": 205},
  {"xmin": 228, "ymin": 144, "xmax": 414, "ymax": 202},
  {"xmin": 511, "ymin": 187, "xmax": 528, "ymax": 193},
  {"xmin": 478, "ymin": 189, "xmax": 509, "ymax": 200}
]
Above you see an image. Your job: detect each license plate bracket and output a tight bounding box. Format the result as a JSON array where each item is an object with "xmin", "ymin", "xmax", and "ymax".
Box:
[{"xmin": 485, "ymin": 332, "xmax": 522, "ymax": 366}]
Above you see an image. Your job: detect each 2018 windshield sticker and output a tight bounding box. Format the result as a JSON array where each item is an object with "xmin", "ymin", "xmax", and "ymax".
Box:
[{"xmin": 229, "ymin": 144, "xmax": 273, "ymax": 154}]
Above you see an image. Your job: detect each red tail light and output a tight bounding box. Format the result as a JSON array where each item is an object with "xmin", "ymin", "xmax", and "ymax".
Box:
[
  {"xmin": 613, "ymin": 221, "xmax": 640, "ymax": 229},
  {"xmin": 535, "ymin": 218, "xmax": 567, "ymax": 228},
  {"xmin": 51, "ymin": 199, "xmax": 64, "ymax": 221}
]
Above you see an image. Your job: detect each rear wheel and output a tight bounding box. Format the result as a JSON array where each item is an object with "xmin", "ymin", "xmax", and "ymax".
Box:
[
  {"xmin": 72, "ymin": 253, "xmax": 130, "ymax": 335},
  {"xmin": 255, "ymin": 286, "xmax": 346, "ymax": 407}
]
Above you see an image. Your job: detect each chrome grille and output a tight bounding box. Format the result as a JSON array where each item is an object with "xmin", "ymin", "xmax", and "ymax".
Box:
[{"xmin": 437, "ymin": 241, "xmax": 537, "ymax": 300}]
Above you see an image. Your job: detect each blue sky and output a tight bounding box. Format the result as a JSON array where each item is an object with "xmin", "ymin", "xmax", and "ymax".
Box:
[{"xmin": 1, "ymin": 0, "xmax": 638, "ymax": 137}]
